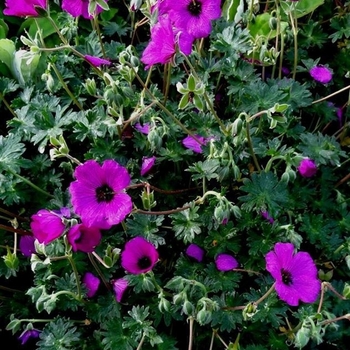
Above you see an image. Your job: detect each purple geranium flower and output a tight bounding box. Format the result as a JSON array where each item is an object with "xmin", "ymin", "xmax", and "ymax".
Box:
[
  {"xmin": 182, "ymin": 134, "xmax": 209, "ymax": 153},
  {"xmin": 84, "ymin": 55, "xmax": 111, "ymax": 67},
  {"xmin": 30, "ymin": 208, "xmax": 68, "ymax": 244},
  {"xmin": 265, "ymin": 242, "xmax": 321, "ymax": 306},
  {"xmin": 135, "ymin": 122, "xmax": 151, "ymax": 135},
  {"xmin": 121, "ymin": 236, "xmax": 159, "ymax": 274},
  {"xmin": 112, "ymin": 277, "xmax": 129, "ymax": 302},
  {"xmin": 18, "ymin": 329, "xmax": 41, "ymax": 345},
  {"xmin": 62, "ymin": 0, "xmax": 108, "ymax": 19},
  {"xmin": 19, "ymin": 235, "xmax": 36, "ymax": 257},
  {"xmin": 167, "ymin": 0, "xmax": 222, "ymax": 39},
  {"xmin": 215, "ymin": 253, "xmax": 239, "ymax": 271},
  {"xmin": 309, "ymin": 66, "xmax": 332, "ymax": 84},
  {"xmin": 297, "ymin": 158, "xmax": 317, "ymax": 178},
  {"xmin": 185, "ymin": 243, "xmax": 205, "ymax": 262},
  {"xmin": 69, "ymin": 159, "xmax": 132, "ymax": 229},
  {"xmin": 4, "ymin": 0, "xmax": 47, "ymax": 17},
  {"xmin": 67, "ymin": 224, "xmax": 101, "ymax": 253},
  {"xmin": 141, "ymin": 156, "xmax": 156, "ymax": 176},
  {"xmin": 82, "ymin": 272, "xmax": 100, "ymax": 298},
  {"xmin": 261, "ymin": 210, "xmax": 274, "ymax": 224},
  {"xmin": 141, "ymin": 16, "xmax": 193, "ymax": 70}
]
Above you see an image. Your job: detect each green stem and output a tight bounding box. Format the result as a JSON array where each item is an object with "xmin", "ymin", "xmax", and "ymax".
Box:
[
  {"xmin": 93, "ymin": 16, "xmax": 106, "ymax": 58},
  {"xmin": 136, "ymin": 332, "xmax": 146, "ymax": 350},
  {"xmin": 54, "ymin": 290, "xmax": 82, "ymax": 302},
  {"xmin": 125, "ymin": 62, "xmax": 204, "ymax": 145},
  {"xmin": 246, "ymin": 121, "xmax": 261, "ymax": 172},
  {"xmin": 7, "ymin": 169, "xmax": 54, "ymax": 198},
  {"xmin": 91, "ymin": 251, "xmax": 111, "ymax": 269},
  {"xmin": 67, "ymin": 255, "xmax": 82, "ymax": 298},
  {"xmin": 289, "ymin": 11, "xmax": 298, "ymax": 80},
  {"xmin": 0, "ymin": 92, "xmax": 17, "ymax": 118},
  {"xmin": 50, "ymin": 62, "xmax": 84, "ymax": 110},
  {"xmin": 183, "ymin": 55, "xmax": 228, "ymax": 135},
  {"xmin": 188, "ymin": 316, "xmax": 195, "ymax": 350},
  {"xmin": 253, "ymin": 283, "xmax": 276, "ymax": 306},
  {"xmin": 312, "ymin": 84, "xmax": 350, "ymax": 105}
]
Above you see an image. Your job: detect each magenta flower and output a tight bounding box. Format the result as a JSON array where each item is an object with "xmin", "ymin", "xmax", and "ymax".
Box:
[
  {"xmin": 185, "ymin": 243, "xmax": 205, "ymax": 262},
  {"xmin": 62, "ymin": 0, "xmax": 108, "ymax": 19},
  {"xmin": 265, "ymin": 242, "xmax": 321, "ymax": 306},
  {"xmin": 69, "ymin": 160, "xmax": 132, "ymax": 229},
  {"xmin": 309, "ymin": 66, "xmax": 332, "ymax": 84},
  {"xmin": 167, "ymin": 0, "xmax": 222, "ymax": 39},
  {"xmin": 82, "ymin": 272, "xmax": 100, "ymax": 298},
  {"xmin": 135, "ymin": 122, "xmax": 151, "ymax": 135},
  {"xmin": 182, "ymin": 134, "xmax": 209, "ymax": 153},
  {"xmin": 215, "ymin": 253, "xmax": 238, "ymax": 271},
  {"xmin": 30, "ymin": 208, "xmax": 68, "ymax": 244},
  {"xmin": 67, "ymin": 224, "xmax": 101, "ymax": 253},
  {"xmin": 261, "ymin": 210, "xmax": 274, "ymax": 224},
  {"xmin": 18, "ymin": 329, "xmax": 41, "ymax": 345},
  {"xmin": 4, "ymin": 0, "xmax": 46, "ymax": 17},
  {"xmin": 297, "ymin": 158, "xmax": 317, "ymax": 178},
  {"xmin": 141, "ymin": 156, "xmax": 156, "ymax": 176},
  {"xmin": 19, "ymin": 235, "xmax": 36, "ymax": 257},
  {"xmin": 112, "ymin": 277, "xmax": 129, "ymax": 302},
  {"xmin": 141, "ymin": 16, "xmax": 193, "ymax": 70},
  {"xmin": 121, "ymin": 236, "xmax": 159, "ymax": 274},
  {"xmin": 84, "ymin": 55, "xmax": 111, "ymax": 67}
]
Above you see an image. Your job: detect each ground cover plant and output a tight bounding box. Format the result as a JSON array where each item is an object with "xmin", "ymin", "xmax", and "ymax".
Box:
[{"xmin": 0, "ymin": 0, "xmax": 350, "ymax": 349}]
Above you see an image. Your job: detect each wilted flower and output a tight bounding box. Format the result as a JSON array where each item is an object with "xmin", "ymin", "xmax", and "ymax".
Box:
[
  {"xmin": 121, "ymin": 236, "xmax": 159, "ymax": 274},
  {"xmin": 67, "ymin": 224, "xmax": 101, "ymax": 253},
  {"xmin": 30, "ymin": 208, "xmax": 69, "ymax": 244},
  {"xmin": 167, "ymin": 0, "xmax": 222, "ymax": 39},
  {"xmin": 18, "ymin": 329, "xmax": 41, "ymax": 345},
  {"xmin": 141, "ymin": 156, "xmax": 156, "ymax": 176},
  {"xmin": 82, "ymin": 272, "xmax": 100, "ymax": 298},
  {"xmin": 135, "ymin": 122, "xmax": 151, "ymax": 134},
  {"xmin": 215, "ymin": 253, "xmax": 239, "ymax": 271},
  {"xmin": 141, "ymin": 16, "xmax": 193, "ymax": 69},
  {"xmin": 3, "ymin": 0, "xmax": 47, "ymax": 17},
  {"xmin": 84, "ymin": 55, "xmax": 111, "ymax": 67},
  {"xmin": 112, "ymin": 277, "xmax": 129, "ymax": 302},
  {"xmin": 265, "ymin": 242, "xmax": 321, "ymax": 306},
  {"xmin": 297, "ymin": 158, "xmax": 317, "ymax": 178},
  {"xmin": 309, "ymin": 65, "xmax": 332, "ymax": 84},
  {"xmin": 182, "ymin": 134, "xmax": 209, "ymax": 153},
  {"xmin": 19, "ymin": 235, "xmax": 36, "ymax": 257},
  {"xmin": 62, "ymin": 0, "xmax": 108, "ymax": 19},
  {"xmin": 69, "ymin": 159, "xmax": 132, "ymax": 229},
  {"xmin": 185, "ymin": 243, "xmax": 205, "ymax": 262}
]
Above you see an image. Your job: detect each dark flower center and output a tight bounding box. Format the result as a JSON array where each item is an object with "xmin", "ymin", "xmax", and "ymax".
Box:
[
  {"xmin": 95, "ymin": 184, "xmax": 114, "ymax": 203},
  {"xmin": 138, "ymin": 256, "xmax": 152, "ymax": 269},
  {"xmin": 187, "ymin": 0, "xmax": 202, "ymax": 16},
  {"xmin": 281, "ymin": 268, "xmax": 293, "ymax": 285}
]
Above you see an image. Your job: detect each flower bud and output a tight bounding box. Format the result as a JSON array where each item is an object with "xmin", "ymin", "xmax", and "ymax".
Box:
[
  {"xmin": 182, "ymin": 300, "xmax": 195, "ymax": 316},
  {"xmin": 242, "ymin": 302, "xmax": 257, "ymax": 321},
  {"xmin": 158, "ymin": 296, "xmax": 171, "ymax": 313},
  {"xmin": 84, "ymin": 78, "xmax": 97, "ymax": 96}
]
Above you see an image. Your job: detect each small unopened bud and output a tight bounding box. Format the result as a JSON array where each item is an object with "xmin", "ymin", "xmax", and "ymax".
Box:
[{"xmin": 84, "ymin": 78, "xmax": 97, "ymax": 96}]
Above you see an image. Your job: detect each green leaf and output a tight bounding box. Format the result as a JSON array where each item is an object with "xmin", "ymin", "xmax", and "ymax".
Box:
[
  {"xmin": 248, "ymin": 13, "xmax": 288, "ymax": 40},
  {"xmin": 187, "ymin": 74, "xmax": 196, "ymax": 91},
  {"xmin": 222, "ymin": 0, "xmax": 244, "ymax": 23},
  {"xmin": 280, "ymin": 0, "xmax": 325, "ymax": 19},
  {"xmin": 0, "ymin": 38, "xmax": 15, "ymax": 70},
  {"xmin": 0, "ymin": 134, "xmax": 25, "ymax": 173},
  {"xmin": 238, "ymin": 171, "xmax": 288, "ymax": 213},
  {"xmin": 170, "ymin": 203, "xmax": 202, "ymax": 243}
]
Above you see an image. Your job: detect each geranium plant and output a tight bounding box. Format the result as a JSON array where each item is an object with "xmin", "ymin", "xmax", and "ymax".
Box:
[{"xmin": 0, "ymin": 0, "xmax": 350, "ymax": 349}]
